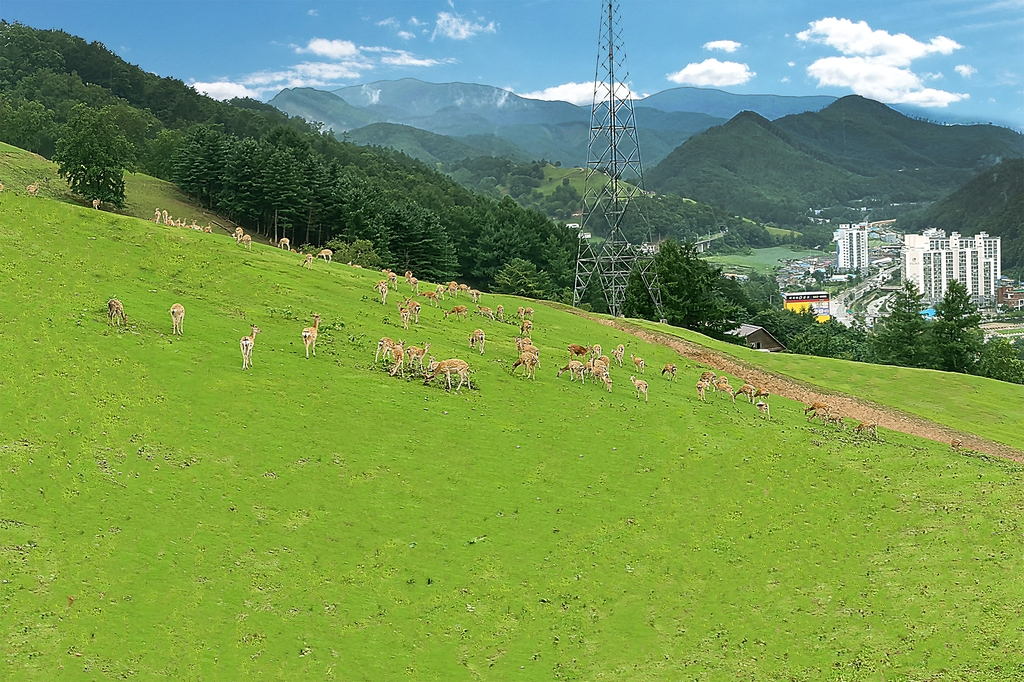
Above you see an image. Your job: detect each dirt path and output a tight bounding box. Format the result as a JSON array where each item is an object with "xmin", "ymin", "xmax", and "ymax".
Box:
[{"xmin": 588, "ymin": 316, "xmax": 1024, "ymax": 463}]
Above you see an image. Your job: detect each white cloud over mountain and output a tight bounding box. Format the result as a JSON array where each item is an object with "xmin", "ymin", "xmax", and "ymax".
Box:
[
  {"xmin": 667, "ymin": 59, "xmax": 755, "ymax": 86},
  {"xmin": 432, "ymin": 11, "xmax": 497, "ymax": 40},
  {"xmin": 518, "ymin": 81, "xmax": 638, "ymax": 105},
  {"xmin": 192, "ymin": 81, "xmax": 262, "ymax": 101},
  {"xmin": 297, "ymin": 38, "xmax": 360, "ymax": 59},
  {"xmin": 797, "ymin": 17, "xmax": 967, "ymax": 107},
  {"xmin": 703, "ymin": 40, "xmax": 741, "ymax": 53}
]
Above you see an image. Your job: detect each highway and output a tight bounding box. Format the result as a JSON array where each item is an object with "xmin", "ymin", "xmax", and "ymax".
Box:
[{"xmin": 831, "ymin": 264, "xmax": 901, "ymax": 327}]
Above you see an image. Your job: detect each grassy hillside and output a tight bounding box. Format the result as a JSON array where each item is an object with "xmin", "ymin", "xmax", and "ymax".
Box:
[
  {"xmin": 344, "ymin": 123, "xmax": 531, "ymax": 165},
  {"xmin": 704, "ymin": 246, "xmax": 824, "ymax": 275},
  {"xmin": 4, "ymin": 194, "xmax": 1024, "ymax": 679},
  {"xmin": 0, "ymin": 141, "xmax": 236, "ymax": 231},
  {"xmin": 633, "ymin": 321, "xmax": 1024, "ymax": 452}
]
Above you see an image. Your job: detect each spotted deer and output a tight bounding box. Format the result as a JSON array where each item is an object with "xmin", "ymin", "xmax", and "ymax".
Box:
[
  {"xmin": 233, "ymin": 227, "xmax": 244, "ymax": 243},
  {"xmin": 242, "ymin": 234, "xmax": 253, "ymax": 250},
  {"xmin": 630, "ymin": 354, "xmax": 645, "ymax": 374},
  {"xmin": 107, "ymin": 299, "xmax": 126, "ymax": 326},
  {"xmin": 424, "ymin": 359, "xmax": 471, "ymax": 391},
  {"xmin": 421, "ymin": 290, "xmax": 440, "ymax": 306},
  {"xmin": 523, "ymin": 307, "xmax": 534, "ymax": 320},
  {"xmin": 476, "ymin": 305, "xmax": 495, "ymax": 321},
  {"xmin": 302, "ymin": 314, "xmax": 321, "ymax": 358},
  {"xmin": 754, "ymin": 388, "xmax": 771, "ymax": 402},
  {"xmin": 557, "ymin": 360, "xmax": 585, "ymax": 382},
  {"xmin": 469, "ymin": 329, "xmax": 486, "ymax": 355},
  {"xmin": 385, "ymin": 270, "xmax": 398, "ymax": 287},
  {"xmin": 389, "ymin": 341, "xmax": 406, "ymax": 378},
  {"xmin": 854, "ymin": 420, "xmax": 878, "ymax": 438},
  {"xmin": 612, "ymin": 344, "xmax": 625, "ymax": 367},
  {"xmin": 695, "ymin": 379, "xmax": 710, "ymax": 402},
  {"xmin": 447, "ymin": 281, "xmax": 458, "ymax": 298},
  {"xmin": 407, "ymin": 343, "xmax": 431, "ymax": 372},
  {"xmin": 951, "ymin": 438, "xmax": 964, "ymax": 452},
  {"xmin": 737, "ymin": 383, "xmax": 757, "ymax": 403},
  {"xmin": 804, "ymin": 402, "xmax": 832, "ymax": 416},
  {"xmin": 299, "ymin": 253, "xmax": 313, "ymax": 269},
  {"xmin": 591, "ymin": 344, "xmax": 602, "ymax": 360},
  {"xmin": 408, "ymin": 277, "xmax": 419, "ymax": 293},
  {"xmin": 407, "ymin": 300, "xmax": 422, "ymax": 324},
  {"xmin": 807, "ymin": 408, "xmax": 830, "ymax": 424},
  {"xmin": 240, "ymin": 325, "xmax": 260, "ymax": 370},
  {"xmin": 756, "ymin": 400, "xmax": 771, "ymax": 420},
  {"xmin": 377, "ymin": 282, "xmax": 389, "ymax": 306},
  {"xmin": 435, "ymin": 283, "xmax": 446, "ymax": 299},
  {"xmin": 496, "ymin": 304, "xmax": 505, "ymax": 321},
  {"xmin": 825, "ymin": 414, "xmax": 845, "ymax": 430},
  {"xmin": 661, "ymin": 363, "xmax": 677, "ymax": 381},
  {"xmin": 458, "ymin": 284, "xmax": 469, "ymax": 297},
  {"xmin": 601, "ymin": 373, "xmax": 613, "ymax": 393},
  {"xmin": 318, "ymin": 249, "xmax": 333, "ymax": 263},
  {"xmin": 517, "ymin": 306, "xmax": 526, "ymax": 320},
  {"xmin": 278, "ymin": 237, "xmax": 290, "ymax": 249},
  {"xmin": 469, "ymin": 289, "xmax": 481, "ymax": 303},
  {"xmin": 511, "ymin": 351, "xmax": 539, "ymax": 379},
  {"xmin": 520, "ymin": 319, "xmax": 533, "ymax": 336},
  {"xmin": 444, "ymin": 305, "xmax": 468, "ymax": 321},
  {"xmin": 170, "ymin": 303, "xmax": 185, "ymax": 336},
  {"xmin": 375, "ymin": 337, "xmax": 396, "ymax": 364},
  {"xmin": 399, "ymin": 305, "xmax": 411, "ymax": 330},
  {"xmin": 630, "ymin": 376, "xmax": 649, "ymax": 403}
]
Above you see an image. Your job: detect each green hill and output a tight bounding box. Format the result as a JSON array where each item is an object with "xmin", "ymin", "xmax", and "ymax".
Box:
[
  {"xmin": 4, "ymin": 190, "xmax": 1024, "ymax": 679},
  {"xmin": 648, "ymin": 96, "xmax": 1024, "ymax": 226},
  {"xmin": 343, "ymin": 122, "xmax": 531, "ymax": 165}
]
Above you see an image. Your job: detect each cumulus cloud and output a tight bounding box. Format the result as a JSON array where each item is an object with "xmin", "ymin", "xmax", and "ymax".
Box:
[
  {"xmin": 192, "ymin": 81, "xmax": 262, "ymax": 101},
  {"xmin": 955, "ymin": 64, "xmax": 978, "ymax": 78},
  {"xmin": 432, "ymin": 11, "xmax": 497, "ymax": 40},
  {"xmin": 377, "ymin": 17, "xmax": 399, "ymax": 28},
  {"xmin": 307, "ymin": 9, "xmax": 318, "ymax": 16},
  {"xmin": 397, "ymin": 30, "xmax": 415, "ymax": 40},
  {"xmin": 797, "ymin": 17, "xmax": 967, "ymax": 107},
  {"xmin": 297, "ymin": 38, "xmax": 359, "ymax": 59},
  {"xmin": 667, "ymin": 59, "xmax": 755, "ymax": 87},
  {"xmin": 703, "ymin": 40, "xmax": 741, "ymax": 53},
  {"xmin": 409, "ymin": 16, "xmax": 425, "ymax": 26},
  {"xmin": 518, "ymin": 81, "xmax": 638, "ymax": 105}
]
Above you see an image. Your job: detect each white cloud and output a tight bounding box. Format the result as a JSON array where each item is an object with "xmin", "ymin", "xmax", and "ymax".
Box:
[
  {"xmin": 666, "ymin": 59, "xmax": 755, "ymax": 87},
  {"xmin": 191, "ymin": 81, "xmax": 261, "ymax": 101},
  {"xmin": 297, "ymin": 38, "xmax": 359, "ymax": 59},
  {"xmin": 788, "ymin": 61, "xmax": 796, "ymax": 67},
  {"xmin": 377, "ymin": 17, "xmax": 399, "ymax": 28},
  {"xmin": 397, "ymin": 30, "xmax": 415, "ymax": 40},
  {"xmin": 307, "ymin": 9, "xmax": 318, "ymax": 16},
  {"xmin": 781, "ymin": 76, "xmax": 790, "ymax": 83},
  {"xmin": 797, "ymin": 17, "xmax": 967, "ymax": 107},
  {"xmin": 703, "ymin": 40, "xmax": 741, "ymax": 53},
  {"xmin": 432, "ymin": 11, "xmax": 497, "ymax": 40},
  {"xmin": 518, "ymin": 81, "xmax": 638, "ymax": 105},
  {"xmin": 955, "ymin": 64, "xmax": 978, "ymax": 78},
  {"xmin": 409, "ymin": 16, "xmax": 425, "ymax": 26},
  {"xmin": 370, "ymin": 47, "xmax": 452, "ymax": 67}
]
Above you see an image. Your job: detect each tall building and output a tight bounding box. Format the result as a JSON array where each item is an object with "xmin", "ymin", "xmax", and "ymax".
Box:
[
  {"xmin": 835, "ymin": 223, "xmax": 870, "ymax": 273},
  {"xmin": 903, "ymin": 229, "xmax": 1001, "ymax": 304}
]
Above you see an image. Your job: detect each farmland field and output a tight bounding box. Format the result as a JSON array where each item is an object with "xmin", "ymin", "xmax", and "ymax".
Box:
[
  {"xmin": 703, "ymin": 246, "xmax": 825, "ymax": 274},
  {"xmin": 2, "ymin": 193, "xmax": 1024, "ymax": 680}
]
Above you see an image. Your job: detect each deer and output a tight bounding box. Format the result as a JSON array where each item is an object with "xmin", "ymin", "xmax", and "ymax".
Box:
[
  {"xmin": 318, "ymin": 249, "xmax": 333, "ymax": 263},
  {"xmin": 951, "ymin": 438, "xmax": 964, "ymax": 452},
  {"xmin": 601, "ymin": 373, "xmax": 613, "ymax": 392},
  {"xmin": 804, "ymin": 402, "xmax": 832, "ymax": 416},
  {"xmin": 695, "ymin": 379, "xmax": 710, "ymax": 402},
  {"xmin": 630, "ymin": 376, "xmax": 649, "ymax": 403},
  {"xmin": 661, "ymin": 364, "xmax": 677, "ymax": 381},
  {"xmin": 299, "ymin": 253, "xmax": 313, "ymax": 269},
  {"xmin": 153, "ymin": 209, "xmax": 161, "ymax": 223},
  {"xmin": 92, "ymin": 198, "xmax": 101, "ymax": 209},
  {"xmin": 613, "ymin": 344, "xmax": 625, "ymax": 367},
  {"xmin": 203, "ymin": 225, "xmax": 212, "ymax": 233},
  {"xmin": 476, "ymin": 305, "xmax": 495, "ymax": 321},
  {"xmin": 163, "ymin": 210, "xmax": 171, "ymax": 225},
  {"xmin": 26, "ymin": 182, "xmax": 40, "ymax": 196},
  {"xmin": 511, "ymin": 351, "xmax": 539, "ymax": 379},
  {"xmin": 389, "ymin": 340, "xmax": 406, "ymax": 378},
  {"xmin": 234, "ymin": 227, "xmax": 244, "ymax": 243},
  {"xmin": 408, "ymin": 277, "xmax": 419, "ymax": 293},
  {"xmin": 517, "ymin": 306, "xmax": 526, "ymax": 320},
  {"xmin": 567, "ymin": 344, "xmax": 590, "ymax": 360},
  {"xmin": 424, "ymin": 359, "xmax": 471, "ymax": 391},
  {"xmin": 557, "ymin": 360, "xmax": 585, "ymax": 382},
  {"xmin": 302, "ymin": 314, "xmax": 321, "ymax": 358},
  {"xmin": 375, "ymin": 337, "xmax": 396, "ymax": 364},
  {"xmin": 433, "ymin": 283, "xmax": 446, "ymax": 299},
  {"xmin": 169, "ymin": 303, "xmax": 185, "ymax": 336},
  {"xmin": 407, "ymin": 300, "xmax": 422, "ymax": 324},
  {"xmin": 469, "ymin": 329, "xmax": 486, "ymax": 355},
  {"xmin": 107, "ymin": 299, "xmax": 126, "ymax": 326},
  {"xmin": 807, "ymin": 408, "xmax": 830, "ymax": 424},
  {"xmin": 515, "ymin": 336, "xmax": 533, "ymax": 353},
  {"xmin": 444, "ymin": 305, "xmax": 468, "ymax": 321},
  {"xmin": 378, "ymin": 282, "xmax": 389, "ymax": 306},
  {"xmin": 630, "ymin": 354, "xmax": 645, "ymax": 374},
  {"xmin": 520, "ymin": 319, "xmax": 533, "ymax": 336},
  {"xmin": 426, "ymin": 356, "xmax": 440, "ymax": 374},
  {"xmin": 717, "ymin": 380, "xmax": 736, "ymax": 403},
  {"xmin": 756, "ymin": 400, "xmax": 771, "ymax": 420},
  {"xmin": 825, "ymin": 414, "xmax": 845, "ymax": 430},
  {"xmin": 458, "ymin": 284, "xmax": 470, "ymax": 297},
  {"xmin": 854, "ymin": 420, "xmax": 878, "ymax": 438},
  {"xmin": 278, "ymin": 237, "xmax": 290, "ymax": 250},
  {"xmin": 737, "ymin": 383, "xmax": 757, "ymax": 403},
  {"xmin": 754, "ymin": 388, "xmax": 770, "ymax": 402},
  {"xmin": 591, "ymin": 344, "xmax": 602, "ymax": 359},
  {"xmin": 523, "ymin": 307, "xmax": 534, "ymax": 320},
  {"xmin": 447, "ymin": 281, "xmax": 458, "ymax": 298},
  {"xmin": 421, "ymin": 291, "xmax": 440, "ymax": 307},
  {"xmin": 593, "ymin": 356, "xmax": 611, "ymax": 378},
  {"xmin": 240, "ymin": 325, "xmax": 260, "ymax": 370},
  {"xmin": 406, "ymin": 342, "xmax": 431, "ymax": 372},
  {"xmin": 242, "ymin": 234, "xmax": 253, "ymax": 250},
  {"xmin": 399, "ymin": 305, "xmax": 411, "ymax": 330},
  {"xmin": 381, "ymin": 270, "xmax": 396, "ymax": 287},
  {"xmin": 495, "ymin": 304, "xmax": 505, "ymax": 321},
  {"xmin": 469, "ymin": 289, "xmax": 481, "ymax": 303}
]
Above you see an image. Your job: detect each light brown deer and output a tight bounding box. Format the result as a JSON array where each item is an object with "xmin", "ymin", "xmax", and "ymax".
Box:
[
  {"xmin": 421, "ymin": 290, "xmax": 440, "ymax": 307},
  {"xmin": 951, "ymin": 438, "xmax": 964, "ymax": 452},
  {"xmin": 568, "ymin": 344, "xmax": 590, "ymax": 360},
  {"xmin": 153, "ymin": 209, "xmax": 161, "ymax": 223},
  {"xmin": 424, "ymin": 359, "xmax": 471, "ymax": 391},
  {"xmin": 240, "ymin": 325, "xmax": 260, "ymax": 370},
  {"xmin": 754, "ymin": 388, "xmax": 771, "ymax": 402},
  {"xmin": 92, "ymin": 198, "xmax": 101, "ymax": 209},
  {"xmin": 388, "ymin": 340, "xmax": 406, "ymax": 378},
  {"xmin": 520, "ymin": 319, "xmax": 533, "ymax": 336},
  {"xmin": 557, "ymin": 360, "xmax": 585, "ymax": 382},
  {"xmin": 591, "ymin": 344, "xmax": 602, "ymax": 359},
  {"xmin": 26, "ymin": 182, "xmax": 40, "ymax": 196},
  {"xmin": 495, "ymin": 304, "xmax": 505, "ymax": 321},
  {"xmin": 601, "ymin": 373, "xmax": 613, "ymax": 392},
  {"xmin": 444, "ymin": 305, "xmax": 468, "ymax": 321},
  {"xmin": 426, "ymin": 355, "xmax": 439, "ymax": 374},
  {"xmin": 384, "ymin": 270, "xmax": 398, "ymax": 287},
  {"xmin": 458, "ymin": 284, "xmax": 469, "ymax": 296},
  {"xmin": 408, "ymin": 276, "xmax": 419, "ymax": 293},
  {"xmin": 593, "ymin": 356, "xmax": 611, "ymax": 378},
  {"xmin": 524, "ymin": 307, "xmax": 534, "ymax": 320},
  {"xmin": 318, "ymin": 249, "xmax": 333, "ymax": 263},
  {"xmin": 737, "ymin": 383, "xmax": 757, "ymax": 403},
  {"xmin": 517, "ymin": 306, "xmax": 526, "ymax": 320},
  {"xmin": 804, "ymin": 402, "xmax": 832, "ymax": 416},
  {"xmin": 447, "ymin": 281, "xmax": 458, "ymax": 298},
  {"xmin": 511, "ymin": 351, "xmax": 539, "ymax": 379},
  {"xmin": 515, "ymin": 336, "xmax": 533, "ymax": 353},
  {"xmin": 163, "ymin": 210, "xmax": 171, "ymax": 225},
  {"xmin": 170, "ymin": 303, "xmax": 185, "ymax": 336},
  {"xmin": 375, "ymin": 337, "xmax": 396, "ymax": 364},
  {"xmin": 756, "ymin": 400, "xmax": 771, "ymax": 420},
  {"xmin": 854, "ymin": 420, "xmax": 878, "ymax": 438},
  {"xmin": 630, "ymin": 376, "xmax": 649, "ymax": 403},
  {"xmin": 302, "ymin": 314, "xmax": 321, "ymax": 358},
  {"xmin": 630, "ymin": 354, "xmax": 645, "ymax": 374},
  {"xmin": 378, "ymin": 282, "xmax": 389, "ymax": 306},
  {"xmin": 407, "ymin": 300, "xmax": 421, "ymax": 324},
  {"xmin": 399, "ymin": 305, "xmax": 411, "ymax": 330},
  {"xmin": 203, "ymin": 225, "xmax": 212, "ymax": 233},
  {"xmin": 661, "ymin": 363, "xmax": 677, "ymax": 381},
  {"xmin": 242, "ymin": 234, "xmax": 253, "ymax": 250},
  {"xmin": 404, "ymin": 270, "xmax": 413, "ymax": 281},
  {"xmin": 107, "ymin": 299, "xmax": 126, "ymax": 326},
  {"xmin": 825, "ymin": 414, "xmax": 845, "ymax": 430},
  {"xmin": 476, "ymin": 305, "xmax": 495, "ymax": 321},
  {"xmin": 299, "ymin": 253, "xmax": 312, "ymax": 269},
  {"xmin": 407, "ymin": 342, "xmax": 431, "ymax": 372},
  {"xmin": 696, "ymin": 379, "xmax": 710, "ymax": 402},
  {"xmin": 469, "ymin": 329, "xmax": 486, "ymax": 355},
  {"xmin": 234, "ymin": 227, "xmax": 244, "ymax": 243},
  {"xmin": 469, "ymin": 289, "xmax": 481, "ymax": 303},
  {"xmin": 278, "ymin": 237, "xmax": 290, "ymax": 249},
  {"xmin": 699, "ymin": 370, "xmax": 717, "ymax": 384},
  {"xmin": 613, "ymin": 344, "xmax": 625, "ymax": 367}
]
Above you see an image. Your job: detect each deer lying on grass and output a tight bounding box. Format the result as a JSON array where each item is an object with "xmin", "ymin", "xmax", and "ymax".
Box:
[
  {"xmin": 661, "ymin": 364, "xmax": 677, "ymax": 381},
  {"xmin": 557, "ymin": 360, "xmax": 585, "ymax": 382},
  {"xmin": 108, "ymin": 299, "xmax": 126, "ymax": 326},
  {"xmin": 170, "ymin": 303, "xmax": 185, "ymax": 336},
  {"xmin": 444, "ymin": 305, "xmax": 468, "ymax": 321},
  {"xmin": 240, "ymin": 325, "xmax": 260, "ymax": 370},
  {"xmin": 26, "ymin": 182, "xmax": 39, "ymax": 196},
  {"xmin": 630, "ymin": 376, "xmax": 649, "ymax": 403},
  {"xmin": 375, "ymin": 337, "xmax": 396, "ymax": 364},
  {"xmin": 424, "ymin": 359, "xmax": 471, "ymax": 391},
  {"xmin": 469, "ymin": 329, "xmax": 486, "ymax": 355},
  {"xmin": 511, "ymin": 351, "xmax": 539, "ymax": 379},
  {"xmin": 613, "ymin": 344, "xmax": 625, "ymax": 367},
  {"xmin": 630, "ymin": 354, "xmax": 645, "ymax": 374},
  {"xmin": 854, "ymin": 420, "xmax": 878, "ymax": 438},
  {"xmin": 302, "ymin": 314, "xmax": 321, "ymax": 358}
]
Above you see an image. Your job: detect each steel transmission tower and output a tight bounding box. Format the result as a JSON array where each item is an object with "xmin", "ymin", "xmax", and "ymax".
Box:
[{"xmin": 573, "ymin": 0, "xmax": 663, "ymax": 320}]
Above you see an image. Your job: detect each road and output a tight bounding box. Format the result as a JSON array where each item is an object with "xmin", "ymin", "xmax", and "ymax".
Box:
[{"xmin": 831, "ymin": 264, "xmax": 901, "ymax": 327}]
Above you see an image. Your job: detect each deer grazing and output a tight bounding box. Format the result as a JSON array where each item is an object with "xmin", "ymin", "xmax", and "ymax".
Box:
[
  {"xmin": 242, "ymin": 234, "xmax": 253, "ymax": 250},
  {"xmin": 469, "ymin": 329, "xmax": 486, "ymax": 355},
  {"xmin": 240, "ymin": 325, "xmax": 260, "ymax": 370},
  {"xmin": 756, "ymin": 400, "xmax": 771, "ymax": 420},
  {"xmin": 715, "ymin": 377, "xmax": 736, "ymax": 403},
  {"xmin": 495, "ymin": 304, "xmax": 504, "ymax": 321},
  {"xmin": 389, "ymin": 341, "xmax": 406, "ymax": 378},
  {"xmin": 26, "ymin": 182, "xmax": 40, "ymax": 196},
  {"xmin": 299, "ymin": 253, "xmax": 313, "ymax": 269},
  {"xmin": 951, "ymin": 438, "xmax": 964, "ymax": 452},
  {"xmin": 695, "ymin": 379, "xmax": 710, "ymax": 402},
  {"xmin": 107, "ymin": 299, "xmax": 126, "ymax": 326},
  {"xmin": 434, "ymin": 283, "xmax": 446, "ymax": 299},
  {"xmin": 520, "ymin": 319, "xmax": 533, "ymax": 336},
  {"xmin": 421, "ymin": 290, "xmax": 440, "ymax": 307},
  {"xmin": 754, "ymin": 388, "xmax": 770, "ymax": 402},
  {"xmin": 568, "ymin": 344, "xmax": 590, "ymax": 360},
  {"xmin": 630, "ymin": 354, "xmax": 645, "ymax": 374},
  {"xmin": 523, "ymin": 307, "xmax": 534, "ymax": 320},
  {"xmin": 825, "ymin": 414, "xmax": 845, "ymax": 430},
  {"xmin": 630, "ymin": 376, "xmax": 649, "ymax": 403},
  {"xmin": 804, "ymin": 402, "xmax": 832, "ymax": 416},
  {"xmin": 854, "ymin": 420, "xmax": 878, "ymax": 438},
  {"xmin": 406, "ymin": 342, "xmax": 431, "ymax": 372},
  {"xmin": 278, "ymin": 237, "xmax": 290, "ymax": 249},
  {"xmin": 169, "ymin": 303, "xmax": 185, "ymax": 336},
  {"xmin": 302, "ymin": 314, "xmax": 321, "ymax": 358},
  {"xmin": 424, "ymin": 359, "xmax": 471, "ymax": 391},
  {"xmin": 375, "ymin": 337, "xmax": 396, "ymax": 364},
  {"xmin": 737, "ymin": 383, "xmax": 757, "ymax": 403},
  {"xmin": 92, "ymin": 198, "xmax": 101, "ymax": 209},
  {"xmin": 511, "ymin": 351, "xmax": 540, "ymax": 379},
  {"xmin": 661, "ymin": 363, "xmax": 677, "ymax": 381},
  {"xmin": 444, "ymin": 305, "xmax": 468, "ymax": 321},
  {"xmin": 613, "ymin": 344, "xmax": 625, "ymax": 367},
  {"xmin": 557, "ymin": 360, "xmax": 585, "ymax": 382},
  {"xmin": 476, "ymin": 305, "xmax": 495, "ymax": 321},
  {"xmin": 807, "ymin": 408, "xmax": 829, "ymax": 423},
  {"xmin": 318, "ymin": 249, "xmax": 333, "ymax": 263}
]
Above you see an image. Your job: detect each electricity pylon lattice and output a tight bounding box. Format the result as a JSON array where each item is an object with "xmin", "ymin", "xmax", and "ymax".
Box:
[{"xmin": 573, "ymin": 0, "xmax": 663, "ymax": 320}]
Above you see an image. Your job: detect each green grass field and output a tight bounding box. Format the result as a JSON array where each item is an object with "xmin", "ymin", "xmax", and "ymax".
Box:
[
  {"xmin": 3, "ymin": 192, "xmax": 1024, "ymax": 680},
  {"xmin": 765, "ymin": 226, "xmax": 803, "ymax": 238},
  {"xmin": 704, "ymin": 246, "xmax": 825, "ymax": 274}
]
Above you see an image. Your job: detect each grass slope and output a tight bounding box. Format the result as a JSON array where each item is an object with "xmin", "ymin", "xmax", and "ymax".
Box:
[
  {"xmin": 633, "ymin": 322, "xmax": 1024, "ymax": 452},
  {"xmin": 704, "ymin": 246, "xmax": 824, "ymax": 274},
  {"xmin": 3, "ymin": 194, "xmax": 1024, "ymax": 680}
]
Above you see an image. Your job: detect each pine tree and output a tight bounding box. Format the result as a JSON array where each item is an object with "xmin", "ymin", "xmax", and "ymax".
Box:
[
  {"xmin": 872, "ymin": 281, "xmax": 927, "ymax": 367},
  {"xmin": 930, "ymin": 280, "xmax": 983, "ymax": 373}
]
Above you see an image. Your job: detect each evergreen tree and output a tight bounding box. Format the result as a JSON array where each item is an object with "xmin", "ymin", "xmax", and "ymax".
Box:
[
  {"xmin": 494, "ymin": 258, "xmax": 551, "ymax": 298},
  {"xmin": 872, "ymin": 281, "xmax": 928, "ymax": 367},
  {"xmin": 52, "ymin": 104, "xmax": 133, "ymax": 207},
  {"xmin": 930, "ymin": 280, "xmax": 983, "ymax": 373},
  {"xmin": 976, "ymin": 338, "xmax": 1024, "ymax": 385}
]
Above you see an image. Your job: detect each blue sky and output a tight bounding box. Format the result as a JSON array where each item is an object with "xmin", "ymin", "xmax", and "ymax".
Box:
[{"xmin": 3, "ymin": 0, "xmax": 1022, "ymax": 126}]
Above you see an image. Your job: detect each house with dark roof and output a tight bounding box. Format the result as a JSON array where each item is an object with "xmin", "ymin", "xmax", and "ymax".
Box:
[{"xmin": 726, "ymin": 324, "xmax": 786, "ymax": 352}]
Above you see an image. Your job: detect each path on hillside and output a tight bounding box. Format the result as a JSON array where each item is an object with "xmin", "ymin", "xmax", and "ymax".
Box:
[{"xmin": 580, "ymin": 314, "xmax": 1024, "ymax": 463}]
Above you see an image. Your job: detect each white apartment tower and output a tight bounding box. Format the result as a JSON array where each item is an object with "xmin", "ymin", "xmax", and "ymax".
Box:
[
  {"xmin": 903, "ymin": 229, "xmax": 1001, "ymax": 304},
  {"xmin": 835, "ymin": 223, "xmax": 870, "ymax": 273}
]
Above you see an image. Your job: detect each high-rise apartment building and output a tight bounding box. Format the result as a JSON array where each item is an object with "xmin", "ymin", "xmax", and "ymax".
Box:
[
  {"xmin": 835, "ymin": 223, "xmax": 870, "ymax": 273},
  {"xmin": 903, "ymin": 229, "xmax": 1001, "ymax": 304}
]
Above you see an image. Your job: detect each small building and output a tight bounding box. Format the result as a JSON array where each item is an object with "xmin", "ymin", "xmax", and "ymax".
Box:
[
  {"xmin": 997, "ymin": 283, "xmax": 1024, "ymax": 310},
  {"xmin": 726, "ymin": 324, "xmax": 786, "ymax": 352},
  {"xmin": 783, "ymin": 291, "xmax": 832, "ymax": 322}
]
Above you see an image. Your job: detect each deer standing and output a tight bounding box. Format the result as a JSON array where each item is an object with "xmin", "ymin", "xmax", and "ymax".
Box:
[
  {"xmin": 240, "ymin": 325, "xmax": 260, "ymax": 370},
  {"xmin": 389, "ymin": 341, "xmax": 406, "ymax": 378},
  {"xmin": 407, "ymin": 300, "xmax": 421, "ymax": 324},
  {"xmin": 630, "ymin": 354, "xmax": 645, "ymax": 374},
  {"xmin": 557, "ymin": 360, "xmax": 585, "ymax": 382},
  {"xmin": 299, "ymin": 253, "xmax": 313, "ymax": 269},
  {"xmin": 407, "ymin": 343, "xmax": 431, "ymax": 372},
  {"xmin": 107, "ymin": 299, "xmax": 126, "ymax": 326},
  {"xmin": 661, "ymin": 364, "xmax": 677, "ymax": 381},
  {"xmin": 302, "ymin": 314, "xmax": 321, "ymax": 358},
  {"xmin": 169, "ymin": 303, "xmax": 185, "ymax": 336},
  {"xmin": 469, "ymin": 329, "xmax": 486, "ymax": 355},
  {"xmin": 378, "ymin": 282, "xmax": 389, "ymax": 306},
  {"xmin": 511, "ymin": 351, "xmax": 539, "ymax": 379},
  {"xmin": 737, "ymin": 383, "xmax": 757, "ymax": 403},
  {"xmin": 951, "ymin": 438, "xmax": 964, "ymax": 452},
  {"xmin": 523, "ymin": 307, "xmax": 534, "ymax": 320},
  {"xmin": 696, "ymin": 379, "xmax": 709, "ymax": 402},
  {"xmin": 568, "ymin": 344, "xmax": 590, "ymax": 360},
  {"xmin": 613, "ymin": 344, "xmax": 625, "ymax": 367},
  {"xmin": 630, "ymin": 376, "xmax": 649, "ymax": 403},
  {"xmin": 242, "ymin": 234, "xmax": 253, "ymax": 250},
  {"xmin": 756, "ymin": 400, "xmax": 771, "ymax": 420},
  {"xmin": 591, "ymin": 344, "xmax": 602, "ymax": 359},
  {"xmin": 804, "ymin": 402, "xmax": 832, "ymax": 416},
  {"xmin": 476, "ymin": 305, "xmax": 494, "ymax": 321},
  {"xmin": 447, "ymin": 281, "xmax": 458, "ymax": 298},
  {"xmin": 854, "ymin": 421, "xmax": 878, "ymax": 438},
  {"xmin": 408, "ymin": 276, "xmax": 419, "ymax": 293},
  {"xmin": 375, "ymin": 337, "xmax": 396, "ymax": 364},
  {"xmin": 424, "ymin": 359, "xmax": 471, "ymax": 391},
  {"xmin": 234, "ymin": 227, "xmax": 244, "ymax": 243},
  {"xmin": 92, "ymin": 198, "xmax": 101, "ymax": 209},
  {"xmin": 520, "ymin": 319, "xmax": 533, "ymax": 336},
  {"xmin": 496, "ymin": 304, "xmax": 504, "ymax": 321},
  {"xmin": 399, "ymin": 305, "xmax": 411, "ymax": 330},
  {"xmin": 318, "ymin": 249, "xmax": 333, "ymax": 263},
  {"xmin": 444, "ymin": 305, "xmax": 468, "ymax": 321},
  {"xmin": 469, "ymin": 289, "xmax": 481, "ymax": 303},
  {"xmin": 278, "ymin": 237, "xmax": 290, "ymax": 249},
  {"xmin": 421, "ymin": 291, "xmax": 439, "ymax": 307},
  {"xmin": 153, "ymin": 209, "xmax": 161, "ymax": 223}
]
